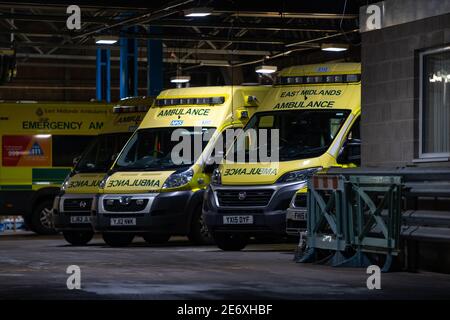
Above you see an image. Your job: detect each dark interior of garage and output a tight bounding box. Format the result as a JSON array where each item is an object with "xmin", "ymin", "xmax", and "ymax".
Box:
[{"xmin": 1, "ymin": 0, "xmax": 450, "ymax": 306}]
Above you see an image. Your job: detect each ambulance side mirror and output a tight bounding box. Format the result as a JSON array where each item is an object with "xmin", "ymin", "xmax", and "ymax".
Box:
[
  {"xmin": 203, "ymin": 156, "xmax": 218, "ymax": 174},
  {"xmin": 337, "ymin": 138, "xmax": 361, "ymax": 165},
  {"xmin": 72, "ymin": 155, "xmax": 81, "ymax": 167}
]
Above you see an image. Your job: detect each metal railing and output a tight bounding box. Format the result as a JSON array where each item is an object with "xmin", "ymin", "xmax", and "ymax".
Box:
[{"xmin": 298, "ymin": 174, "xmax": 403, "ymax": 272}]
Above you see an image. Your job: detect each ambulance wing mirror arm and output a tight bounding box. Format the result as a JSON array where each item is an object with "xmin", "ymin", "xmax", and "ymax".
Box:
[
  {"xmin": 336, "ymin": 138, "xmax": 361, "ymax": 165},
  {"xmin": 72, "ymin": 155, "xmax": 81, "ymax": 167},
  {"xmin": 203, "ymin": 152, "xmax": 222, "ymax": 174},
  {"xmin": 203, "ymin": 161, "xmax": 216, "ymax": 174}
]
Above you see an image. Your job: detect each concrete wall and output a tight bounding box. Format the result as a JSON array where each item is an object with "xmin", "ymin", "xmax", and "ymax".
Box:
[{"xmin": 361, "ymin": 13, "xmax": 450, "ymax": 167}]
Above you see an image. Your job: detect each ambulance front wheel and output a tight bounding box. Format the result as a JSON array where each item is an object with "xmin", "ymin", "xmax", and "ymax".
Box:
[
  {"xmin": 63, "ymin": 230, "xmax": 94, "ymax": 246},
  {"xmin": 102, "ymin": 232, "xmax": 135, "ymax": 247},
  {"xmin": 31, "ymin": 199, "xmax": 58, "ymax": 235},
  {"xmin": 188, "ymin": 206, "xmax": 213, "ymax": 245},
  {"xmin": 212, "ymin": 232, "xmax": 249, "ymax": 251}
]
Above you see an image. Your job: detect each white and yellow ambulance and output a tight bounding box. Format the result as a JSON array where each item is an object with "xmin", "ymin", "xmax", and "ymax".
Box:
[
  {"xmin": 203, "ymin": 63, "xmax": 361, "ymax": 250},
  {"xmin": 52, "ymin": 97, "xmax": 152, "ymax": 245},
  {"xmin": 91, "ymin": 86, "xmax": 269, "ymax": 247},
  {"xmin": 0, "ymin": 101, "xmax": 112, "ymax": 234}
]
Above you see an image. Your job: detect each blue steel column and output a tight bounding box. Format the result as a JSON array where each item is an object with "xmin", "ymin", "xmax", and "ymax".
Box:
[
  {"xmin": 119, "ymin": 37, "xmax": 128, "ymax": 99},
  {"xmin": 147, "ymin": 27, "xmax": 163, "ymax": 96},
  {"xmin": 105, "ymin": 49, "xmax": 111, "ymax": 103},
  {"xmin": 120, "ymin": 29, "xmax": 138, "ymax": 99},
  {"xmin": 96, "ymin": 48, "xmax": 111, "ymax": 103}
]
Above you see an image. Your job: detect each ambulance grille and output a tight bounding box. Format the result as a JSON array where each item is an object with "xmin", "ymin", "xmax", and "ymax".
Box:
[
  {"xmin": 63, "ymin": 198, "xmax": 92, "ymax": 212},
  {"xmin": 216, "ymin": 190, "xmax": 273, "ymax": 207}
]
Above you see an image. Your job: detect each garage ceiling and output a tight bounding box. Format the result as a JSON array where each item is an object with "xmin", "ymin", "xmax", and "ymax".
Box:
[{"xmin": 0, "ymin": 0, "xmax": 376, "ymax": 70}]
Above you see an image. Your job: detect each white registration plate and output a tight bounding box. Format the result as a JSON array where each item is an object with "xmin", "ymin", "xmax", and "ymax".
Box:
[
  {"xmin": 223, "ymin": 215, "xmax": 253, "ymax": 225},
  {"xmin": 110, "ymin": 218, "xmax": 136, "ymax": 226},
  {"xmin": 287, "ymin": 210, "xmax": 306, "ymax": 221},
  {"xmin": 70, "ymin": 216, "xmax": 91, "ymax": 224}
]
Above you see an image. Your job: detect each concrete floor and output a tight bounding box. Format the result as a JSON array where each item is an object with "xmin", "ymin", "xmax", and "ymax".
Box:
[{"xmin": 1, "ymin": 233, "xmax": 450, "ymax": 300}]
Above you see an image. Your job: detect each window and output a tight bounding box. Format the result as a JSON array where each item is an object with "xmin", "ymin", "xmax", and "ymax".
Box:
[
  {"xmin": 52, "ymin": 135, "xmax": 95, "ymax": 167},
  {"xmin": 420, "ymin": 46, "xmax": 450, "ymax": 159},
  {"xmin": 74, "ymin": 133, "xmax": 132, "ymax": 173},
  {"xmin": 348, "ymin": 116, "xmax": 361, "ymax": 140},
  {"xmin": 114, "ymin": 127, "xmax": 216, "ymax": 171},
  {"xmin": 230, "ymin": 110, "xmax": 350, "ymax": 162}
]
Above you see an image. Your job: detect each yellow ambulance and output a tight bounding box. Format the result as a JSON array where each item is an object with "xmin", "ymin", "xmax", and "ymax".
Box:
[
  {"xmin": 203, "ymin": 63, "xmax": 361, "ymax": 250},
  {"xmin": 0, "ymin": 100, "xmax": 111, "ymax": 234},
  {"xmin": 91, "ymin": 86, "xmax": 269, "ymax": 247},
  {"xmin": 52, "ymin": 97, "xmax": 152, "ymax": 245}
]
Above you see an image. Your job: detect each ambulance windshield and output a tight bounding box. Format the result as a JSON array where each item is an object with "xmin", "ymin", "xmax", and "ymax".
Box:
[
  {"xmin": 114, "ymin": 127, "xmax": 216, "ymax": 171},
  {"xmin": 230, "ymin": 110, "xmax": 350, "ymax": 162},
  {"xmin": 74, "ymin": 133, "xmax": 132, "ymax": 173}
]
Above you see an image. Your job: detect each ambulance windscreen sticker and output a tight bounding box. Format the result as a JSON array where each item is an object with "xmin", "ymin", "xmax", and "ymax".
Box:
[{"xmin": 2, "ymin": 135, "xmax": 52, "ymax": 167}]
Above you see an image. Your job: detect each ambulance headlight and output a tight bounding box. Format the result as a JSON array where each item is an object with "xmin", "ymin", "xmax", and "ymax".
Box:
[
  {"xmin": 276, "ymin": 167, "xmax": 322, "ymax": 184},
  {"xmin": 52, "ymin": 196, "xmax": 61, "ymax": 212},
  {"xmin": 162, "ymin": 169, "xmax": 194, "ymax": 189},
  {"xmin": 60, "ymin": 175, "xmax": 70, "ymax": 192},
  {"xmin": 211, "ymin": 168, "xmax": 221, "ymax": 185}
]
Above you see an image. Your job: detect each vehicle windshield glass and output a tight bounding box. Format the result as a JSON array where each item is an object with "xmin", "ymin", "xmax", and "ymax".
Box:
[
  {"xmin": 231, "ymin": 110, "xmax": 350, "ymax": 162},
  {"xmin": 114, "ymin": 127, "xmax": 216, "ymax": 171},
  {"xmin": 74, "ymin": 133, "xmax": 132, "ymax": 173}
]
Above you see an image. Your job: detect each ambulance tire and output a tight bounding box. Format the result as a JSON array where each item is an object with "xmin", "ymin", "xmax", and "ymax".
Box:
[
  {"xmin": 142, "ymin": 233, "xmax": 171, "ymax": 245},
  {"xmin": 213, "ymin": 232, "xmax": 249, "ymax": 251},
  {"xmin": 102, "ymin": 233, "xmax": 135, "ymax": 247},
  {"xmin": 63, "ymin": 230, "xmax": 94, "ymax": 246},
  {"xmin": 31, "ymin": 199, "xmax": 58, "ymax": 235},
  {"xmin": 188, "ymin": 206, "xmax": 213, "ymax": 245}
]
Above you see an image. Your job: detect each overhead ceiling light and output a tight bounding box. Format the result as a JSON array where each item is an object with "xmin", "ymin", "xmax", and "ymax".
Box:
[
  {"xmin": 255, "ymin": 65, "xmax": 277, "ymax": 74},
  {"xmin": 95, "ymin": 35, "xmax": 119, "ymax": 45},
  {"xmin": 321, "ymin": 43, "xmax": 349, "ymax": 52},
  {"xmin": 201, "ymin": 62, "xmax": 231, "ymax": 67},
  {"xmin": 170, "ymin": 75, "xmax": 191, "ymax": 83},
  {"xmin": 184, "ymin": 7, "xmax": 213, "ymax": 17}
]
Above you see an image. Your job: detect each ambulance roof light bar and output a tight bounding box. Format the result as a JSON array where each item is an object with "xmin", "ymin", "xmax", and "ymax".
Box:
[
  {"xmin": 113, "ymin": 104, "xmax": 150, "ymax": 113},
  {"xmin": 155, "ymin": 96, "xmax": 225, "ymax": 106},
  {"xmin": 276, "ymin": 74, "xmax": 360, "ymax": 85}
]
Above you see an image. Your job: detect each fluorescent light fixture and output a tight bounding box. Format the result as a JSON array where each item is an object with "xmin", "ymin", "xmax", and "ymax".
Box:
[
  {"xmin": 35, "ymin": 134, "xmax": 51, "ymax": 139},
  {"xmin": 170, "ymin": 76, "xmax": 191, "ymax": 83},
  {"xmin": 201, "ymin": 62, "xmax": 231, "ymax": 67},
  {"xmin": 95, "ymin": 35, "xmax": 119, "ymax": 45},
  {"xmin": 255, "ymin": 65, "xmax": 277, "ymax": 74},
  {"xmin": 184, "ymin": 7, "xmax": 213, "ymax": 17},
  {"xmin": 321, "ymin": 43, "xmax": 349, "ymax": 52}
]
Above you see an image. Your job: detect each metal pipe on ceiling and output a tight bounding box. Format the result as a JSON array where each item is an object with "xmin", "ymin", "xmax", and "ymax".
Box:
[
  {"xmin": 16, "ymin": 52, "xmax": 240, "ymax": 65},
  {"xmin": 0, "ymin": 15, "xmax": 351, "ymax": 34},
  {"xmin": 212, "ymin": 11, "xmax": 358, "ymax": 19},
  {"xmin": 71, "ymin": 0, "xmax": 194, "ymax": 39},
  {"xmin": 6, "ymin": 42, "xmax": 275, "ymax": 56}
]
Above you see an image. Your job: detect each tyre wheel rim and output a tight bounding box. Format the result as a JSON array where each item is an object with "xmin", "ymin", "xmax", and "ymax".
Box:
[{"xmin": 40, "ymin": 208, "xmax": 53, "ymax": 229}]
